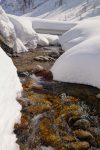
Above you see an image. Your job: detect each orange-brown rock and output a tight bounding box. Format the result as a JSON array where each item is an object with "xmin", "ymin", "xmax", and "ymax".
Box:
[
  {"xmin": 68, "ymin": 141, "xmax": 90, "ymax": 150},
  {"xmin": 22, "ymin": 79, "xmax": 34, "ymax": 90},
  {"xmin": 63, "ymin": 136, "xmax": 77, "ymax": 142},
  {"xmin": 73, "ymin": 130, "xmax": 96, "ymax": 146}
]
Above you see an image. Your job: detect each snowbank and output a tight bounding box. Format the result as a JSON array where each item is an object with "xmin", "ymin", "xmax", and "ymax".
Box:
[
  {"xmin": 0, "ymin": 6, "xmax": 29, "ymax": 53},
  {"xmin": 38, "ymin": 33, "xmax": 60, "ymax": 46},
  {"xmin": 8, "ymin": 15, "xmax": 38, "ymax": 50},
  {"xmin": 8, "ymin": 14, "xmax": 75, "ymax": 47},
  {"xmin": 31, "ymin": 18, "xmax": 76, "ymax": 35},
  {"xmin": 0, "ymin": 47, "xmax": 22, "ymax": 150},
  {"xmin": 0, "ymin": 6, "xmax": 16, "ymax": 48},
  {"xmin": 51, "ymin": 16, "xmax": 100, "ymax": 89}
]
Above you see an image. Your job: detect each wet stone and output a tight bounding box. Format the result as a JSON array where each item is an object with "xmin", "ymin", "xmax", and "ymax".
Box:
[
  {"xmin": 68, "ymin": 141, "xmax": 90, "ymax": 150},
  {"xmin": 11, "ymin": 48, "xmax": 100, "ymax": 150},
  {"xmin": 73, "ymin": 119, "xmax": 91, "ymax": 130},
  {"xmin": 73, "ymin": 130, "xmax": 96, "ymax": 146}
]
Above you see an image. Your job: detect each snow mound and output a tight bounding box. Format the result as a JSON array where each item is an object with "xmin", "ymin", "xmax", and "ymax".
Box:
[
  {"xmin": 51, "ymin": 16, "xmax": 100, "ymax": 89},
  {"xmin": 40, "ymin": 34, "xmax": 60, "ymax": 45},
  {"xmin": 0, "ymin": 47, "xmax": 22, "ymax": 150},
  {"xmin": 8, "ymin": 15, "xmax": 38, "ymax": 50},
  {"xmin": 38, "ymin": 33, "xmax": 60, "ymax": 46},
  {"xmin": 37, "ymin": 34, "xmax": 49, "ymax": 46}
]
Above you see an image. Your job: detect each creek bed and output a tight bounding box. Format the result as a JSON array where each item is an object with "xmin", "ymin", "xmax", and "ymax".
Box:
[{"xmin": 11, "ymin": 46, "xmax": 100, "ymax": 150}]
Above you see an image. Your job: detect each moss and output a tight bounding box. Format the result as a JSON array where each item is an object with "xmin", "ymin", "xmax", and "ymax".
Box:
[
  {"xmin": 28, "ymin": 105, "xmax": 51, "ymax": 115},
  {"xmin": 22, "ymin": 79, "xmax": 34, "ymax": 91},
  {"xmin": 27, "ymin": 93, "xmax": 52, "ymax": 106},
  {"xmin": 39, "ymin": 117, "xmax": 66, "ymax": 149},
  {"xmin": 63, "ymin": 96, "xmax": 79, "ymax": 104},
  {"xmin": 15, "ymin": 114, "xmax": 29, "ymax": 129}
]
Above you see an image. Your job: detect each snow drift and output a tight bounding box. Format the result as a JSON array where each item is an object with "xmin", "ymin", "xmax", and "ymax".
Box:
[
  {"xmin": 0, "ymin": 47, "xmax": 22, "ymax": 150},
  {"xmin": 51, "ymin": 16, "xmax": 100, "ymax": 89}
]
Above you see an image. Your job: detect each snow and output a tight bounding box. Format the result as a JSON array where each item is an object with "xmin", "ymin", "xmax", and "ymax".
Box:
[
  {"xmin": 8, "ymin": 14, "xmax": 76, "ymax": 47},
  {"xmin": 8, "ymin": 14, "xmax": 38, "ymax": 50},
  {"xmin": 37, "ymin": 34, "xmax": 49, "ymax": 46},
  {"xmin": 38, "ymin": 33, "xmax": 60, "ymax": 46},
  {"xmin": 0, "ymin": 47, "xmax": 22, "ymax": 150},
  {"xmin": 0, "ymin": 6, "xmax": 16, "ymax": 48},
  {"xmin": 51, "ymin": 16, "xmax": 100, "ymax": 89},
  {"xmin": 31, "ymin": 18, "xmax": 76, "ymax": 35},
  {"xmin": 14, "ymin": 38, "xmax": 28, "ymax": 53},
  {"xmin": 0, "ymin": 0, "xmax": 46, "ymax": 15},
  {"xmin": 24, "ymin": 0, "xmax": 100, "ymax": 22},
  {"xmin": 0, "ymin": 6, "xmax": 36, "ymax": 53}
]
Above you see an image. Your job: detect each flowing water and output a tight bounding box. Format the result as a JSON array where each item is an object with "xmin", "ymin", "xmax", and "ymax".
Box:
[{"xmin": 11, "ymin": 46, "xmax": 100, "ymax": 150}]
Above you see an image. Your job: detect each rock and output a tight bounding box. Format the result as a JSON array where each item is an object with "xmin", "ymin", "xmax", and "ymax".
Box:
[
  {"xmin": 34, "ymin": 56, "xmax": 55, "ymax": 62},
  {"xmin": 33, "ymin": 65, "xmax": 44, "ymax": 74},
  {"xmin": 96, "ymin": 93, "xmax": 100, "ymax": 99},
  {"xmin": 73, "ymin": 130, "xmax": 96, "ymax": 146},
  {"xmin": 32, "ymin": 83, "xmax": 43, "ymax": 91},
  {"xmin": 68, "ymin": 116, "xmax": 81, "ymax": 126},
  {"xmin": 22, "ymin": 79, "xmax": 34, "ymax": 90},
  {"xmin": 68, "ymin": 141, "xmax": 90, "ymax": 150},
  {"xmin": 48, "ymin": 56, "xmax": 55, "ymax": 61},
  {"xmin": 33, "ymin": 66, "xmax": 53, "ymax": 81},
  {"xmin": 89, "ymin": 127, "xmax": 100, "ymax": 138},
  {"xmin": 73, "ymin": 119, "xmax": 91, "ymax": 130},
  {"xmin": 18, "ymin": 72, "xmax": 29, "ymax": 77},
  {"xmin": 49, "ymin": 50, "xmax": 60, "ymax": 58},
  {"xmin": 89, "ymin": 127, "xmax": 100, "ymax": 147}
]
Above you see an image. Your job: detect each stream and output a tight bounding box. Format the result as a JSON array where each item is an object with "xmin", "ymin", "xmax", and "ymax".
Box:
[{"xmin": 11, "ymin": 46, "xmax": 100, "ymax": 150}]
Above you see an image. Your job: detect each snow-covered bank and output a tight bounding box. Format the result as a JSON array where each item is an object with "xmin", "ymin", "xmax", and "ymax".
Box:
[
  {"xmin": 31, "ymin": 17, "xmax": 76, "ymax": 35},
  {"xmin": 0, "ymin": 6, "xmax": 33, "ymax": 53},
  {"xmin": 0, "ymin": 6, "xmax": 16, "ymax": 48},
  {"xmin": 0, "ymin": 47, "xmax": 22, "ymax": 150},
  {"xmin": 8, "ymin": 14, "xmax": 38, "ymax": 50},
  {"xmin": 8, "ymin": 14, "xmax": 76, "ymax": 47},
  {"xmin": 51, "ymin": 16, "xmax": 100, "ymax": 89},
  {"xmin": 8, "ymin": 15, "xmax": 76, "ymax": 35}
]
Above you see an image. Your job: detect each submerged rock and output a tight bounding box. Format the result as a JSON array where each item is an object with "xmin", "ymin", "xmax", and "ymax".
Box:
[
  {"xmin": 68, "ymin": 141, "xmax": 90, "ymax": 150},
  {"xmin": 73, "ymin": 130, "xmax": 96, "ymax": 146},
  {"xmin": 73, "ymin": 119, "xmax": 91, "ymax": 130}
]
